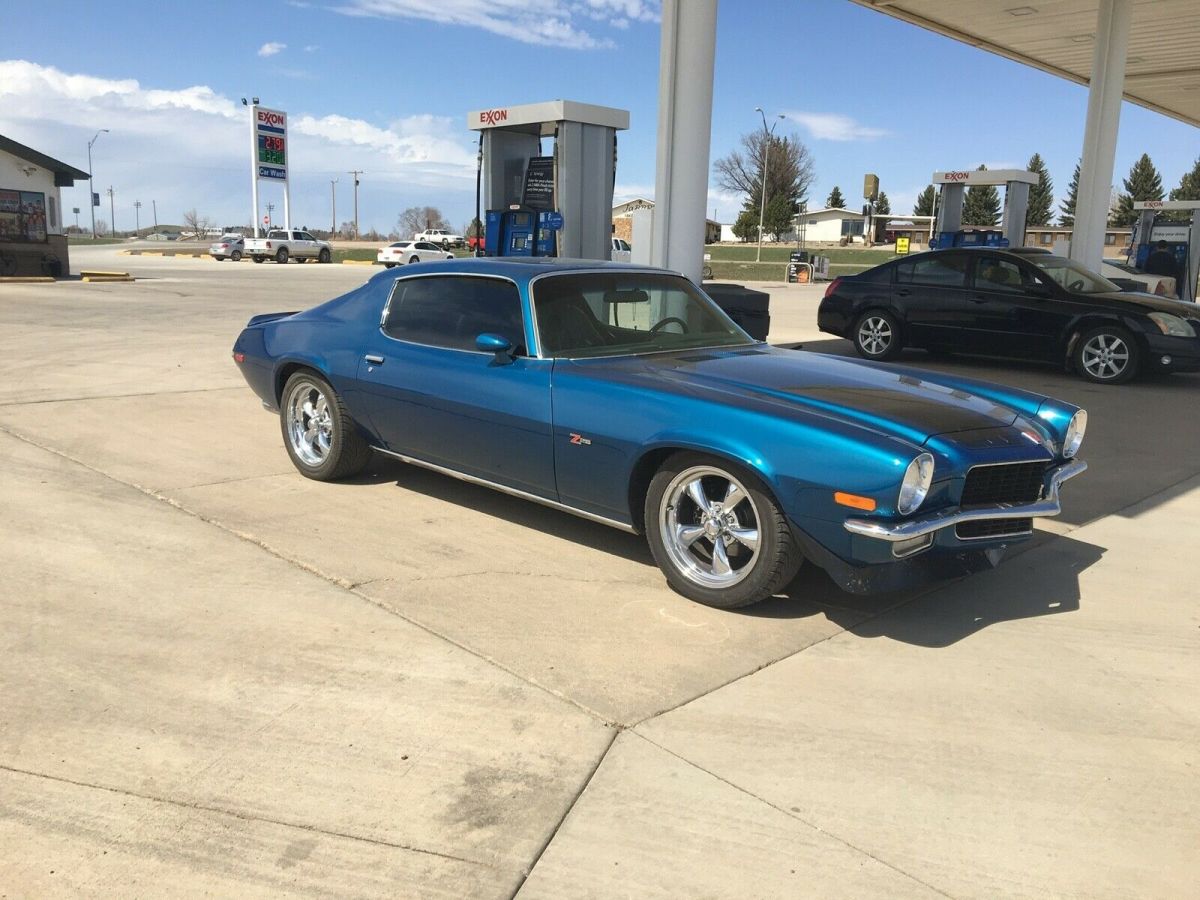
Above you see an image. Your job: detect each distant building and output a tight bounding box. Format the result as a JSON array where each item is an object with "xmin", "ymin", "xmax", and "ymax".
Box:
[
  {"xmin": 794, "ymin": 207, "xmax": 867, "ymax": 244},
  {"xmin": 0, "ymin": 134, "xmax": 89, "ymax": 277},
  {"xmin": 612, "ymin": 198, "xmax": 720, "ymax": 245},
  {"xmin": 1023, "ymin": 225, "xmax": 1131, "ymax": 258}
]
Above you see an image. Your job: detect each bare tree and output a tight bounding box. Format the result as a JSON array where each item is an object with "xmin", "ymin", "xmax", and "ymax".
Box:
[
  {"xmin": 181, "ymin": 208, "xmax": 211, "ymax": 239},
  {"xmin": 713, "ymin": 131, "xmax": 815, "ymax": 225},
  {"xmin": 398, "ymin": 206, "xmax": 449, "ymax": 238}
]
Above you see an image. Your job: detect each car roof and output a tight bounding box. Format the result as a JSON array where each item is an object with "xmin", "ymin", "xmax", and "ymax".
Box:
[{"xmin": 368, "ymin": 256, "xmax": 680, "ymax": 285}]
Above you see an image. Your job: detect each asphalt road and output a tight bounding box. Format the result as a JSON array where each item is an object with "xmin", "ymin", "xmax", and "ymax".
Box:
[{"xmin": 1, "ymin": 246, "xmax": 1197, "ymax": 897}]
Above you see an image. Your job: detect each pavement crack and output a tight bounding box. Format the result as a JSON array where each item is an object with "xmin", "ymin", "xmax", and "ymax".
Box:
[
  {"xmin": 0, "ymin": 385, "xmax": 245, "ymax": 408},
  {"xmin": 0, "ymin": 763, "xmax": 497, "ymax": 871},
  {"xmin": 629, "ymin": 733, "xmax": 957, "ymax": 899},
  {"xmin": 506, "ymin": 727, "xmax": 619, "ymax": 899}
]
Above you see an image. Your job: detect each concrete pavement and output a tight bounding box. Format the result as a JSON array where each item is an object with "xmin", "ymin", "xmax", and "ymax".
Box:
[{"xmin": 1, "ymin": 247, "xmax": 1197, "ymax": 897}]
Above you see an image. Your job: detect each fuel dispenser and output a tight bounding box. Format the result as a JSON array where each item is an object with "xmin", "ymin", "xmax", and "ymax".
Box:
[
  {"xmin": 468, "ymin": 100, "xmax": 629, "ymax": 260},
  {"xmin": 929, "ymin": 169, "xmax": 1038, "ymax": 250},
  {"xmin": 1129, "ymin": 200, "xmax": 1200, "ymax": 302}
]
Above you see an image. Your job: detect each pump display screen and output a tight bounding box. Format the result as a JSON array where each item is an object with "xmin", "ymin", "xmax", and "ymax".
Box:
[{"xmin": 258, "ymin": 135, "xmax": 286, "ymax": 166}]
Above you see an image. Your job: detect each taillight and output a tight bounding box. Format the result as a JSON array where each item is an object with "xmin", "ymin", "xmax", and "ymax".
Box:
[
  {"xmin": 265, "ymin": 241, "xmax": 271, "ymax": 249},
  {"xmin": 232, "ymin": 351, "xmax": 245, "ymax": 363},
  {"xmin": 823, "ymin": 277, "xmax": 842, "ymax": 299}
]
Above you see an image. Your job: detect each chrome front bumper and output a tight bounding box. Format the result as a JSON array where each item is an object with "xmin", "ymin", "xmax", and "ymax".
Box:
[{"xmin": 843, "ymin": 459, "xmax": 1088, "ymax": 542}]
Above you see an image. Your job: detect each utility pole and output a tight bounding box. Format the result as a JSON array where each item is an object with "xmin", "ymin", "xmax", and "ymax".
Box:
[
  {"xmin": 266, "ymin": 202, "xmax": 275, "ymax": 228},
  {"xmin": 107, "ymin": 186, "xmax": 116, "ymax": 236},
  {"xmin": 87, "ymin": 129, "xmax": 109, "ymax": 238},
  {"xmin": 348, "ymin": 170, "xmax": 363, "ymax": 239},
  {"xmin": 152, "ymin": 200, "xmax": 158, "ymax": 230},
  {"xmin": 330, "ymin": 178, "xmax": 338, "ymax": 237},
  {"xmin": 133, "ymin": 200, "xmax": 142, "ymax": 236}
]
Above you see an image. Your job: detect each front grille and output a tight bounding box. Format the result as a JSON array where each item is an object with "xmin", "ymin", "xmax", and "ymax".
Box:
[
  {"xmin": 960, "ymin": 462, "xmax": 1048, "ymax": 506},
  {"xmin": 956, "ymin": 518, "xmax": 1033, "ymax": 540}
]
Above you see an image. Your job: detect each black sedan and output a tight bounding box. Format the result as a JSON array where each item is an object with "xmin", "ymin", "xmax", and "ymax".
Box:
[{"xmin": 817, "ymin": 248, "xmax": 1200, "ymax": 384}]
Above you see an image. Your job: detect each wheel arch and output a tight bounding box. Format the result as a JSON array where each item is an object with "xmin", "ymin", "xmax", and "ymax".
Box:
[
  {"xmin": 273, "ymin": 358, "xmax": 330, "ymax": 406},
  {"xmin": 1062, "ymin": 315, "xmax": 1147, "ymax": 367}
]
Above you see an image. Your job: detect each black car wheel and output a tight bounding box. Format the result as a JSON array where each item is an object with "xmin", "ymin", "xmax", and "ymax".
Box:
[
  {"xmin": 318, "ymin": 248, "xmax": 331, "ymax": 264},
  {"xmin": 231, "ymin": 250, "xmax": 242, "ymax": 262},
  {"xmin": 1074, "ymin": 325, "xmax": 1140, "ymax": 384},
  {"xmin": 645, "ymin": 452, "xmax": 802, "ymax": 609},
  {"xmin": 280, "ymin": 371, "xmax": 372, "ymax": 480},
  {"xmin": 275, "ymin": 248, "xmax": 289, "ymax": 264},
  {"xmin": 853, "ymin": 310, "xmax": 903, "ymax": 360},
  {"xmin": 253, "ymin": 256, "xmax": 264, "ymax": 264}
]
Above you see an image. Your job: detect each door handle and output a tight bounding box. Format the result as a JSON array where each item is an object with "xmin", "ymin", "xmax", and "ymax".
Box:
[
  {"xmin": 968, "ymin": 295, "xmax": 988, "ymax": 304},
  {"xmin": 365, "ymin": 354, "xmax": 384, "ymax": 364}
]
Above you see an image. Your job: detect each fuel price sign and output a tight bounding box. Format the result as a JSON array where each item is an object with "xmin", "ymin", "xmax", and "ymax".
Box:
[{"xmin": 255, "ymin": 107, "xmax": 288, "ymax": 181}]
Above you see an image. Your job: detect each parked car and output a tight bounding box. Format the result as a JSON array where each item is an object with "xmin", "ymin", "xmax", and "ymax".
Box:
[
  {"xmin": 611, "ymin": 237, "xmax": 632, "ymax": 263},
  {"xmin": 818, "ymin": 248, "xmax": 1200, "ymax": 384},
  {"xmin": 209, "ymin": 233, "xmax": 245, "ymax": 261},
  {"xmin": 244, "ymin": 229, "xmax": 332, "ymax": 264},
  {"xmin": 414, "ymin": 228, "xmax": 463, "ymax": 248},
  {"xmin": 233, "ymin": 258, "xmax": 1088, "ymax": 608},
  {"xmin": 377, "ymin": 240, "xmax": 455, "ymax": 268}
]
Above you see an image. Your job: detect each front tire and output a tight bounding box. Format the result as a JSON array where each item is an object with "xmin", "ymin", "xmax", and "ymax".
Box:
[
  {"xmin": 280, "ymin": 372, "xmax": 372, "ymax": 481},
  {"xmin": 645, "ymin": 453, "xmax": 802, "ymax": 609},
  {"xmin": 1074, "ymin": 325, "xmax": 1140, "ymax": 384},
  {"xmin": 275, "ymin": 248, "xmax": 289, "ymax": 264},
  {"xmin": 853, "ymin": 309, "xmax": 903, "ymax": 360}
]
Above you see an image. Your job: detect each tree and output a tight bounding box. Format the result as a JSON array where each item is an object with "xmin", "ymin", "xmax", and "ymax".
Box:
[
  {"xmin": 1112, "ymin": 153, "xmax": 1164, "ymax": 226},
  {"xmin": 962, "ymin": 165, "xmax": 1000, "ymax": 226},
  {"xmin": 826, "ymin": 185, "xmax": 846, "ymax": 209},
  {"xmin": 874, "ymin": 191, "xmax": 891, "ymax": 215},
  {"xmin": 913, "ymin": 185, "xmax": 936, "ymax": 217},
  {"xmin": 713, "ymin": 130, "xmax": 815, "ymax": 237},
  {"xmin": 1171, "ymin": 156, "xmax": 1200, "ymax": 202},
  {"xmin": 1058, "ymin": 159, "xmax": 1080, "ymax": 226},
  {"xmin": 398, "ymin": 206, "xmax": 449, "ymax": 238},
  {"xmin": 463, "ymin": 218, "xmax": 484, "ymax": 239},
  {"xmin": 730, "ymin": 209, "xmax": 760, "ymax": 242},
  {"xmin": 181, "ymin": 208, "xmax": 210, "ymax": 238},
  {"xmin": 1025, "ymin": 153, "xmax": 1054, "ymax": 228}
]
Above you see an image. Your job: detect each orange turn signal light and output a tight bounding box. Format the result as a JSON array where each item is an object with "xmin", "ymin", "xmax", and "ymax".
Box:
[{"xmin": 834, "ymin": 491, "xmax": 876, "ymax": 512}]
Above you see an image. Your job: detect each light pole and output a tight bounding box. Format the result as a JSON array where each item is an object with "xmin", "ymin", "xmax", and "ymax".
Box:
[
  {"xmin": 754, "ymin": 108, "xmax": 784, "ymax": 263},
  {"xmin": 134, "ymin": 200, "xmax": 142, "ymax": 236},
  {"xmin": 330, "ymin": 178, "xmax": 338, "ymax": 237},
  {"xmin": 348, "ymin": 170, "xmax": 363, "ymax": 239},
  {"xmin": 87, "ymin": 129, "xmax": 109, "ymax": 238},
  {"xmin": 107, "ymin": 186, "xmax": 115, "ymax": 236}
]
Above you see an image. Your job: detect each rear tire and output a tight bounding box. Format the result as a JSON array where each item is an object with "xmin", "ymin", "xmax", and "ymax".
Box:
[
  {"xmin": 384, "ymin": 262, "xmax": 395, "ymax": 269},
  {"xmin": 318, "ymin": 248, "xmax": 331, "ymax": 264},
  {"xmin": 280, "ymin": 371, "xmax": 372, "ymax": 481},
  {"xmin": 853, "ymin": 310, "xmax": 903, "ymax": 360},
  {"xmin": 644, "ymin": 452, "xmax": 802, "ymax": 609},
  {"xmin": 231, "ymin": 250, "xmax": 242, "ymax": 262},
  {"xmin": 410, "ymin": 256, "xmax": 420, "ymax": 265},
  {"xmin": 253, "ymin": 256, "xmax": 264, "ymax": 264},
  {"xmin": 276, "ymin": 248, "xmax": 289, "ymax": 264}
]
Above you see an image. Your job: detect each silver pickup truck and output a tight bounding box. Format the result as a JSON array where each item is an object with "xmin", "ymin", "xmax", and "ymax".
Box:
[{"xmin": 245, "ymin": 229, "xmax": 333, "ymax": 264}]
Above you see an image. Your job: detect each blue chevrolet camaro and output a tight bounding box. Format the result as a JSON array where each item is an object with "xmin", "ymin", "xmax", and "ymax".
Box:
[{"xmin": 233, "ymin": 258, "xmax": 1088, "ymax": 608}]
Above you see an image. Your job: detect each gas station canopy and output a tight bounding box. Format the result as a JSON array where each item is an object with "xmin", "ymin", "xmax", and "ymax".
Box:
[{"xmin": 850, "ymin": 0, "xmax": 1200, "ymax": 128}]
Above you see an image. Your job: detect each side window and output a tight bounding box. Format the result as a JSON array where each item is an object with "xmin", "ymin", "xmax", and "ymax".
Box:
[
  {"xmin": 383, "ymin": 276, "xmax": 525, "ymax": 354},
  {"xmin": 974, "ymin": 256, "xmax": 1027, "ymax": 293},
  {"xmin": 896, "ymin": 255, "xmax": 968, "ymax": 287},
  {"xmin": 299, "ymin": 232, "xmax": 314, "ymax": 242}
]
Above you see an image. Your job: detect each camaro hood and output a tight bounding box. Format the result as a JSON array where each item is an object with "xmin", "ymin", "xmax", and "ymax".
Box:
[{"xmin": 573, "ymin": 345, "xmax": 1023, "ymax": 446}]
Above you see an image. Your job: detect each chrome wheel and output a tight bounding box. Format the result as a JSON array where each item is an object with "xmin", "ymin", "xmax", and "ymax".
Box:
[
  {"xmin": 1080, "ymin": 333, "xmax": 1130, "ymax": 380},
  {"xmin": 659, "ymin": 466, "xmax": 761, "ymax": 589},
  {"xmin": 857, "ymin": 315, "xmax": 893, "ymax": 356},
  {"xmin": 285, "ymin": 380, "xmax": 333, "ymax": 467}
]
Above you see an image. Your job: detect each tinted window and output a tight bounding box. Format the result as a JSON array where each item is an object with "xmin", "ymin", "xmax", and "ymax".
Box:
[
  {"xmin": 299, "ymin": 232, "xmax": 315, "ymax": 241},
  {"xmin": 383, "ymin": 276, "xmax": 525, "ymax": 353},
  {"xmin": 897, "ymin": 255, "xmax": 968, "ymax": 287},
  {"xmin": 974, "ymin": 256, "xmax": 1028, "ymax": 293}
]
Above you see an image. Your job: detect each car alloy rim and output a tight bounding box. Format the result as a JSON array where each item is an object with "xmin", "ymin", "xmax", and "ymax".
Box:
[
  {"xmin": 858, "ymin": 316, "xmax": 892, "ymax": 355},
  {"xmin": 285, "ymin": 381, "xmax": 333, "ymax": 466},
  {"xmin": 1081, "ymin": 333, "xmax": 1129, "ymax": 379},
  {"xmin": 660, "ymin": 466, "xmax": 761, "ymax": 589}
]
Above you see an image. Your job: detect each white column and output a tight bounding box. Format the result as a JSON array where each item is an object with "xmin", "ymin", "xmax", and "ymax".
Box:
[
  {"xmin": 250, "ymin": 104, "xmax": 260, "ymax": 238},
  {"xmin": 1070, "ymin": 0, "xmax": 1131, "ymax": 272},
  {"xmin": 650, "ymin": 0, "xmax": 718, "ymax": 284}
]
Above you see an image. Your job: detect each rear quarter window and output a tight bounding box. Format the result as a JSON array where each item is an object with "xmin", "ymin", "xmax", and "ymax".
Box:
[{"xmin": 897, "ymin": 255, "xmax": 968, "ymax": 287}]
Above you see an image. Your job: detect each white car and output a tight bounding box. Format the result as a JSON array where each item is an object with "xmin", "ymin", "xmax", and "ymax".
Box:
[
  {"xmin": 1100, "ymin": 261, "xmax": 1178, "ymax": 299},
  {"xmin": 413, "ymin": 228, "xmax": 463, "ymax": 248},
  {"xmin": 378, "ymin": 241, "xmax": 456, "ymax": 268}
]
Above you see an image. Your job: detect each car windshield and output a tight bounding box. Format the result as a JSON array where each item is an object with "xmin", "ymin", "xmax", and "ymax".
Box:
[
  {"xmin": 532, "ymin": 272, "xmax": 753, "ymax": 358},
  {"xmin": 1028, "ymin": 256, "xmax": 1120, "ymax": 294}
]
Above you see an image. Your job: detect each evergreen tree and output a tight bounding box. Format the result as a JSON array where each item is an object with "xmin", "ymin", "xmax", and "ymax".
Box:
[
  {"xmin": 874, "ymin": 191, "xmax": 891, "ymax": 215},
  {"xmin": 1170, "ymin": 157, "xmax": 1200, "ymax": 202},
  {"xmin": 731, "ymin": 209, "xmax": 760, "ymax": 242},
  {"xmin": 1025, "ymin": 153, "xmax": 1054, "ymax": 227},
  {"xmin": 962, "ymin": 165, "xmax": 1000, "ymax": 226},
  {"xmin": 1112, "ymin": 153, "xmax": 1164, "ymax": 226},
  {"xmin": 1058, "ymin": 160, "xmax": 1080, "ymax": 226},
  {"xmin": 826, "ymin": 185, "xmax": 846, "ymax": 209},
  {"xmin": 913, "ymin": 185, "xmax": 936, "ymax": 217}
]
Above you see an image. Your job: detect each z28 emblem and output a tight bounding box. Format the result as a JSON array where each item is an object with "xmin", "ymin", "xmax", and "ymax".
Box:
[{"xmin": 569, "ymin": 433, "xmax": 592, "ymax": 446}]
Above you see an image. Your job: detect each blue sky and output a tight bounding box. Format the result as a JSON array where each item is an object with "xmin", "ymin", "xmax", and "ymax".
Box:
[{"xmin": 1, "ymin": 0, "xmax": 1196, "ymax": 234}]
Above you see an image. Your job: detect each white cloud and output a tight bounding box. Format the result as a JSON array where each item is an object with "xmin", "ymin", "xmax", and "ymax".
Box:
[
  {"xmin": 783, "ymin": 110, "xmax": 887, "ymax": 142},
  {"xmin": 612, "ymin": 182, "xmax": 655, "ymax": 205},
  {"xmin": 334, "ymin": 0, "xmax": 657, "ymax": 48},
  {"xmin": 257, "ymin": 42, "xmax": 287, "ymax": 57},
  {"xmin": 0, "ymin": 60, "xmax": 479, "ymax": 232}
]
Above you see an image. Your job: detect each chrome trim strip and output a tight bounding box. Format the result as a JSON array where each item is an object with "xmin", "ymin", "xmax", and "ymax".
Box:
[
  {"xmin": 844, "ymin": 459, "xmax": 1087, "ymax": 542},
  {"xmin": 954, "ymin": 524, "xmax": 1034, "ymax": 542},
  {"xmin": 375, "ymin": 447, "xmax": 638, "ymax": 534}
]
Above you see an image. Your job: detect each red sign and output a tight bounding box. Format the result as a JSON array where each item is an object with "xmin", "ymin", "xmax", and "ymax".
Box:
[
  {"xmin": 943, "ymin": 171, "xmax": 971, "ymax": 182},
  {"xmin": 1143, "ymin": 200, "xmax": 1165, "ymax": 208},
  {"xmin": 257, "ymin": 110, "xmax": 286, "ymax": 128},
  {"xmin": 480, "ymin": 108, "xmax": 508, "ymax": 125}
]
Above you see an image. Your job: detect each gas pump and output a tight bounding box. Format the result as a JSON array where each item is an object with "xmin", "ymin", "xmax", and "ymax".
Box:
[
  {"xmin": 1129, "ymin": 200, "xmax": 1200, "ymax": 302},
  {"xmin": 484, "ymin": 208, "xmax": 559, "ymax": 257},
  {"xmin": 929, "ymin": 168, "xmax": 1038, "ymax": 250}
]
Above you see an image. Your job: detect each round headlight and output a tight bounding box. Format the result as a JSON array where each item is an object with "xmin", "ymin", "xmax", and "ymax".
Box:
[
  {"xmin": 897, "ymin": 453, "xmax": 935, "ymax": 515},
  {"xmin": 1063, "ymin": 409, "xmax": 1087, "ymax": 458}
]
